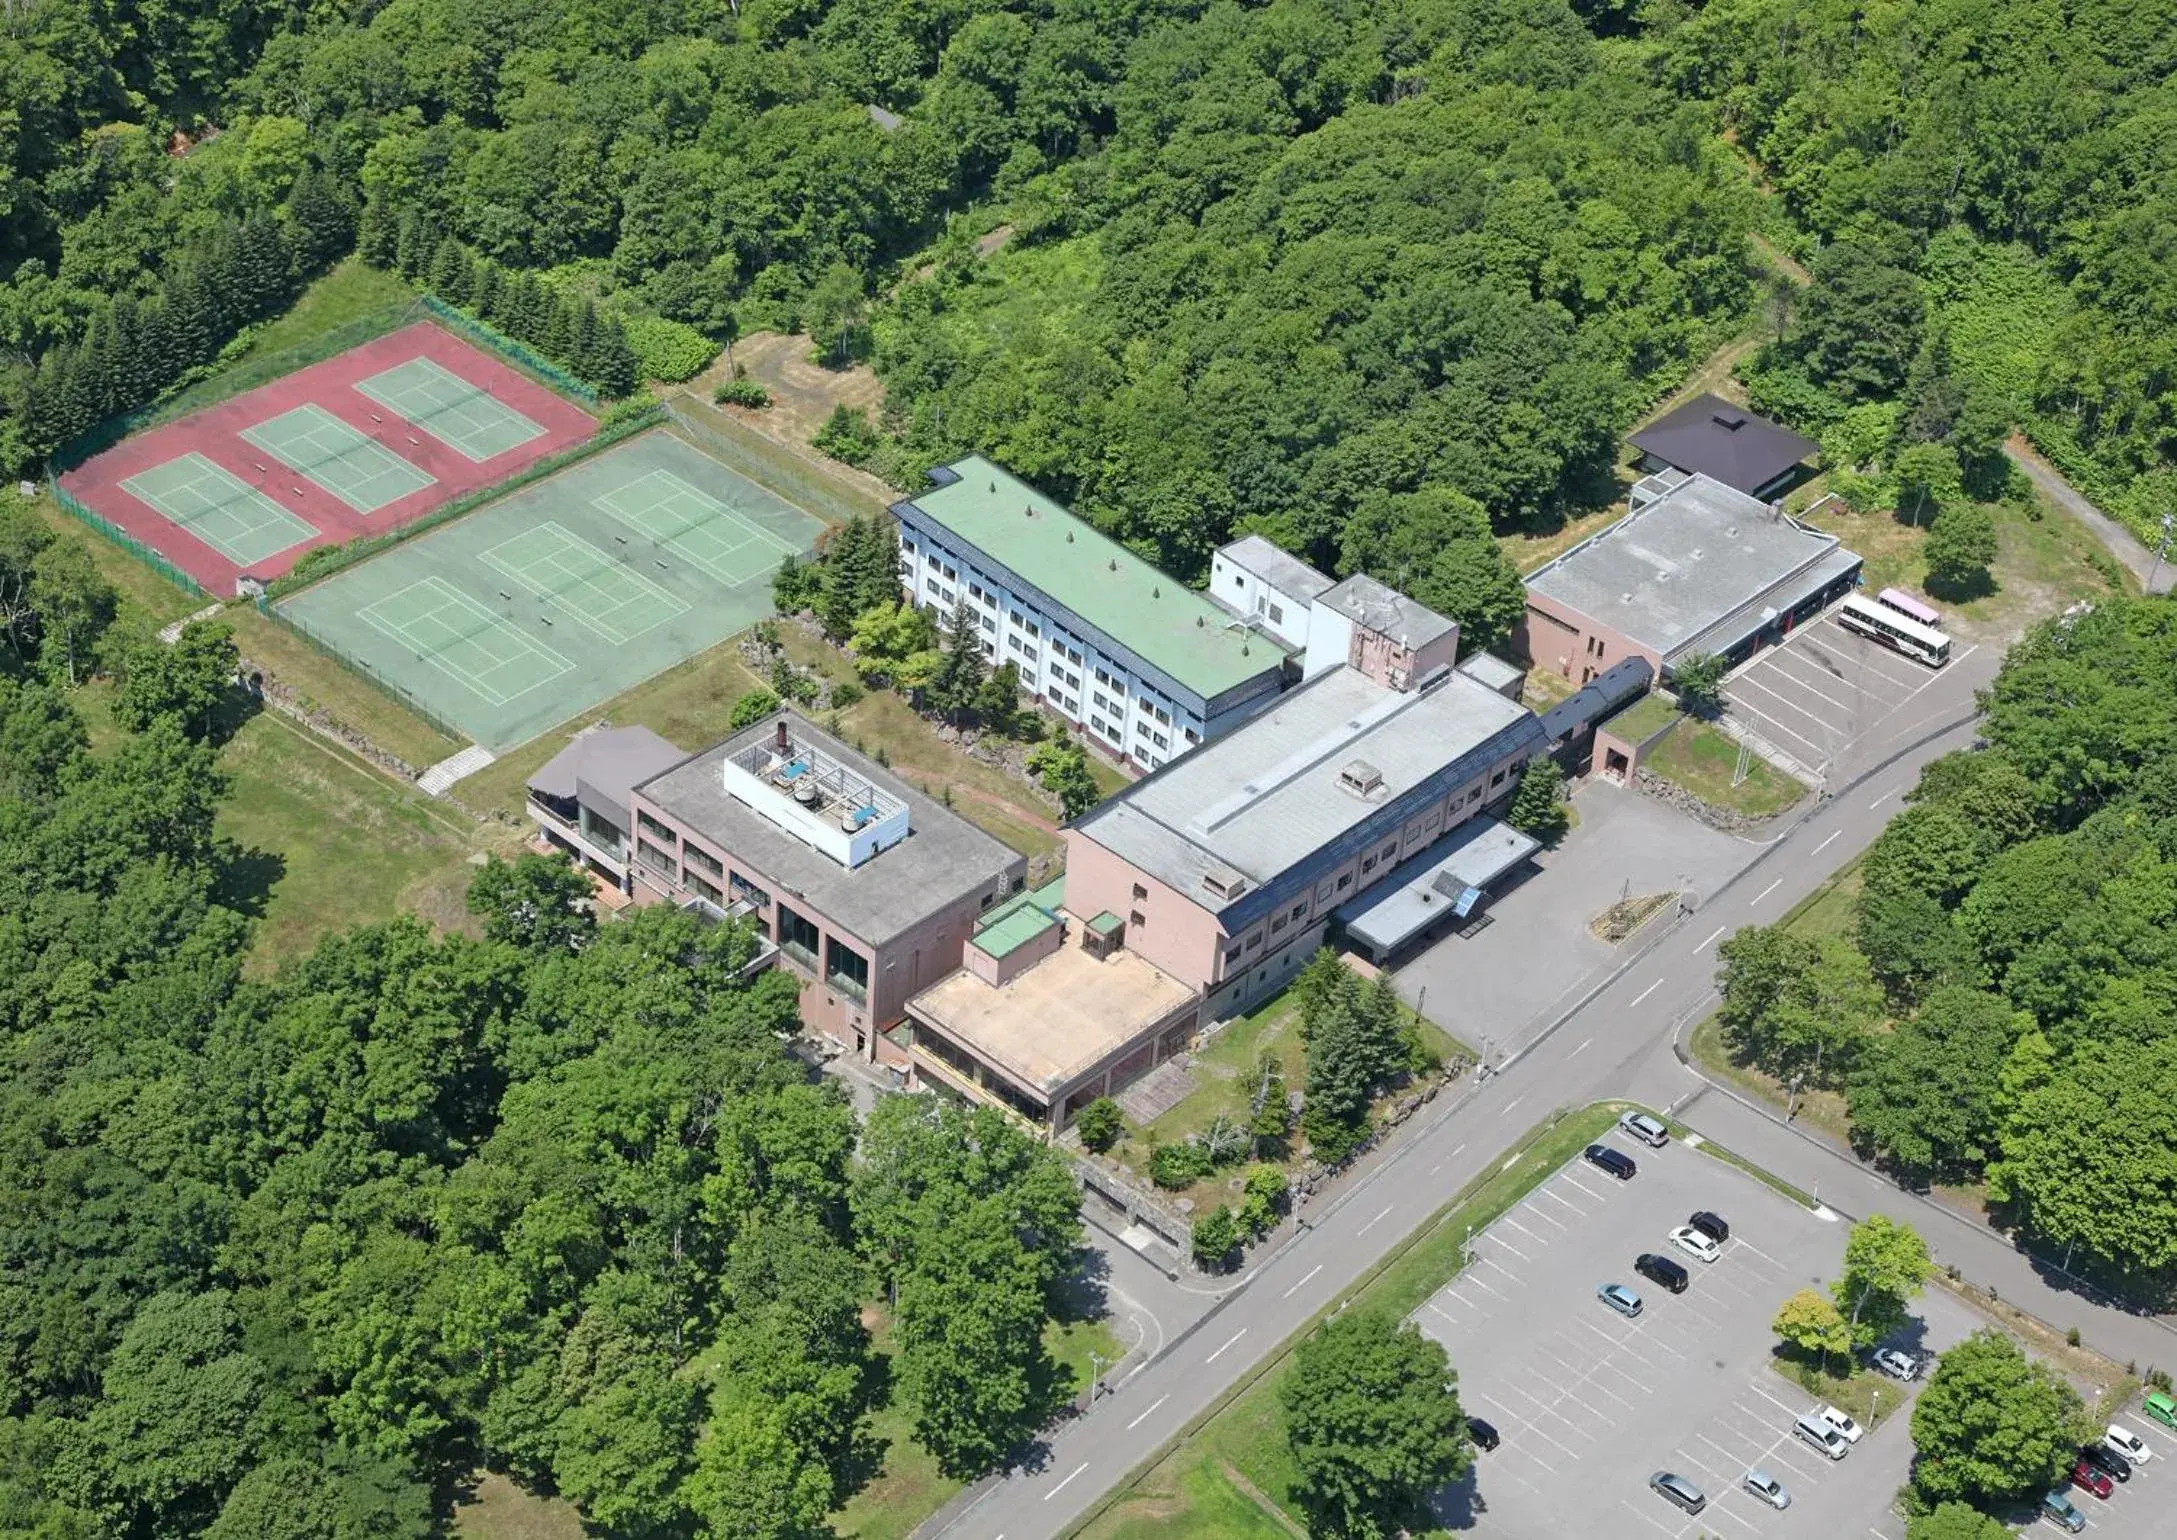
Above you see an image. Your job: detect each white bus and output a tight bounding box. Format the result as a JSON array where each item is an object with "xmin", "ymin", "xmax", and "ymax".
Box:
[{"xmin": 1838, "ymin": 592, "xmax": 1950, "ymax": 668}]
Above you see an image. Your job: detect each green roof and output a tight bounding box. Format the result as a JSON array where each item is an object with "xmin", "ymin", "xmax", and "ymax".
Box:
[
  {"xmin": 1603, "ymin": 690, "xmax": 1679, "ymax": 745},
  {"xmin": 903, "ymin": 456, "xmax": 1280, "ymax": 704},
  {"xmin": 1087, "ymin": 910, "xmax": 1124, "ymax": 937},
  {"xmin": 973, "ymin": 887, "xmax": 1062, "ymax": 960}
]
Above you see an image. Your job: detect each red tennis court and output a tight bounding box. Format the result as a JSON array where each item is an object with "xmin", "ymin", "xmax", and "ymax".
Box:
[{"xmin": 59, "ymin": 321, "xmax": 596, "ymax": 594}]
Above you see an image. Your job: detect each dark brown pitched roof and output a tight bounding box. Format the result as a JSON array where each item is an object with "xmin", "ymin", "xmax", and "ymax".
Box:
[{"xmin": 1627, "ymin": 393, "xmax": 1818, "ymax": 496}]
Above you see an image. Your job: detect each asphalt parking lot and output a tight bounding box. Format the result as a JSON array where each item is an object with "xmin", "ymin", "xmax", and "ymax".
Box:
[
  {"xmin": 2057, "ymin": 1395, "xmax": 2177, "ymax": 1539},
  {"xmin": 1723, "ymin": 609, "xmax": 1966, "ymax": 781},
  {"xmin": 1415, "ymin": 1124, "xmax": 1984, "ymax": 1540}
]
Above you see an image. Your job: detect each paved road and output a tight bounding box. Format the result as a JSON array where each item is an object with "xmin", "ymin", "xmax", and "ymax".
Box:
[
  {"xmin": 2006, "ymin": 436, "xmax": 2174, "ymax": 596},
  {"xmin": 939, "ymin": 646, "xmax": 2154, "ymax": 1540}
]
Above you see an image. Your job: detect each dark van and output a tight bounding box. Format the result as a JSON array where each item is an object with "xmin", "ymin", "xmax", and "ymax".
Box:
[
  {"xmin": 1584, "ymin": 1145, "xmax": 1637, "ymax": 1180},
  {"xmin": 1635, "ymin": 1252, "xmax": 1689, "ymax": 1294}
]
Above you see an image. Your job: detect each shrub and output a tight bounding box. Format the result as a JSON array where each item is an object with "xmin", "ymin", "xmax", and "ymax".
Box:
[
  {"xmin": 714, "ymin": 377, "xmax": 772, "ymax": 408},
  {"xmin": 728, "ymin": 688, "xmax": 780, "ymax": 730},
  {"xmin": 829, "ymin": 679, "xmax": 864, "ymax": 710},
  {"xmin": 620, "ymin": 314, "xmax": 717, "ymax": 382},
  {"xmin": 1074, "ymin": 1097, "xmax": 1123, "ymax": 1153},
  {"xmin": 814, "ymin": 404, "xmax": 879, "ymax": 463},
  {"xmin": 1150, "ymin": 1141, "xmax": 1211, "ymax": 1190},
  {"xmin": 1236, "ymin": 1166, "xmax": 1287, "ymax": 1238}
]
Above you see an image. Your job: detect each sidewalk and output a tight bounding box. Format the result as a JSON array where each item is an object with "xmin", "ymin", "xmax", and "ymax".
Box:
[{"xmin": 1677, "ymin": 1078, "xmax": 2177, "ymax": 1372}]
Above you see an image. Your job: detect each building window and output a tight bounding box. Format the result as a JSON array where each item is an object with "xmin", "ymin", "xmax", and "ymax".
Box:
[
  {"xmin": 1245, "ymin": 933, "xmax": 1262, "ymax": 952},
  {"xmin": 1132, "ymin": 883, "xmax": 1148, "ymax": 901},
  {"xmin": 729, "ymin": 872, "xmax": 770, "ymax": 908},
  {"xmin": 981, "ymin": 614, "xmax": 996, "ymax": 633},
  {"xmin": 636, "ymin": 838, "xmax": 676, "ymax": 877},
  {"xmin": 926, "ymin": 577, "xmax": 940, "ymax": 595},
  {"xmin": 1185, "ymin": 728, "xmax": 1200, "ymax": 745},
  {"xmin": 1289, "ymin": 902, "xmax": 1306, "ymax": 922},
  {"xmin": 776, "ymin": 904, "xmax": 820, "ymax": 971},
  {"xmin": 1336, "ymin": 872, "xmax": 1353, "ymax": 891},
  {"xmin": 687, "ymin": 873, "xmax": 723, "ymax": 905},
  {"xmin": 1130, "ymin": 909, "xmax": 1145, "ymax": 930},
  {"xmin": 1272, "ymin": 913, "xmax": 1288, "ymax": 933},
  {"xmin": 1269, "ymin": 602, "xmax": 1284, "ymax": 624},
  {"xmin": 637, "ymin": 811, "xmax": 676, "ymax": 844},
  {"xmin": 684, "ymin": 843, "xmax": 723, "ymax": 880},
  {"xmin": 825, "ymin": 936, "xmax": 870, "ymax": 1002},
  {"xmin": 1362, "ymin": 854, "xmax": 1378, "ymax": 874},
  {"xmin": 1091, "ymin": 716, "xmax": 1110, "ymax": 738}
]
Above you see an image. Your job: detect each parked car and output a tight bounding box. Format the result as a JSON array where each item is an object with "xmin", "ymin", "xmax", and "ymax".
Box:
[
  {"xmin": 2041, "ymin": 1489, "xmax": 2086, "ymax": 1532},
  {"xmin": 1649, "ymin": 1472, "xmax": 1706, "ymax": 1514},
  {"xmin": 1669, "ymin": 1224, "xmax": 1720, "ymax": 1264},
  {"xmin": 1597, "ymin": 1282, "xmax": 1644, "ymax": 1318},
  {"xmin": 1741, "ymin": 1470, "xmax": 1789, "ymax": 1510},
  {"xmin": 1792, "ymin": 1414, "xmax": 1850, "ymax": 1460},
  {"xmin": 1816, "ymin": 1405, "xmax": 1864, "ymax": 1444},
  {"xmin": 2079, "ymin": 1441, "xmax": 2131, "ymax": 1483},
  {"xmin": 1618, "ymin": 1110, "xmax": 1670, "ymax": 1147},
  {"xmin": 1873, "ymin": 1347, "xmax": 1922, "ymax": 1382},
  {"xmin": 1584, "ymin": 1144, "xmax": 1637, "ymax": 1180},
  {"xmin": 1688, "ymin": 1210, "xmax": 1730, "ymax": 1243},
  {"xmin": 2104, "ymin": 1424, "xmax": 2152, "ymax": 1463},
  {"xmin": 2145, "ymin": 1390, "xmax": 2177, "ymax": 1431},
  {"xmin": 1466, "ymin": 1417, "xmax": 1500, "ymax": 1453},
  {"xmin": 1635, "ymin": 1252, "xmax": 1690, "ymax": 1294},
  {"xmin": 2070, "ymin": 1459, "xmax": 2113, "ymax": 1500}
]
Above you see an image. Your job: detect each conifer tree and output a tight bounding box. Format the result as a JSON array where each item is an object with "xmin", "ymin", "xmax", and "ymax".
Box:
[
  {"xmin": 928, "ymin": 599, "xmax": 987, "ymax": 724},
  {"xmin": 592, "ymin": 317, "xmax": 640, "ymax": 397},
  {"xmin": 357, "ymin": 197, "xmax": 398, "ymax": 268},
  {"xmin": 426, "ymin": 239, "xmax": 474, "ymax": 307}
]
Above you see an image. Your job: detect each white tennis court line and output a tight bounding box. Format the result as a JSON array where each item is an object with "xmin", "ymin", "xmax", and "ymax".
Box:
[
  {"xmin": 595, "ymin": 468, "xmax": 802, "ymax": 584},
  {"xmin": 120, "ymin": 452, "xmax": 317, "ymax": 562},
  {"xmin": 241, "ymin": 403, "xmax": 436, "ymax": 513},
  {"xmin": 359, "ymin": 575, "xmax": 572, "ymax": 706},
  {"xmin": 482, "ymin": 522, "xmax": 689, "ymax": 645},
  {"xmin": 354, "ymin": 356, "xmax": 545, "ymax": 462}
]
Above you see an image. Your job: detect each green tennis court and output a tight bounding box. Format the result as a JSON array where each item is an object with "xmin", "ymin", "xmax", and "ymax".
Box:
[
  {"xmin": 276, "ymin": 428, "xmax": 826, "ymax": 750},
  {"xmin": 354, "ymin": 357, "xmax": 546, "ymax": 462},
  {"xmin": 241, "ymin": 403, "xmax": 437, "ymax": 513},
  {"xmin": 120, "ymin": 452, "xmax": 320, "ymax": 565},
  {"xmin": 481, "ymin": 520, "xmax": 690, "ymax": 645},
  {"xmin": 360, "ymin": 575, "xmax": 575, "ymax": 706}
]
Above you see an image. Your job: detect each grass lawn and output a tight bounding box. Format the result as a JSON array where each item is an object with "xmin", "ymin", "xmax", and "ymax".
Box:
[
  {"xmin": 1074, "ymin": 1103, "xmax": 1627, "ymax": 1539},
  {"xmin": 225, "ymin": 258, "xmax": 417, "ymax": 373},
  {"xmin": 450, "ymin": 1472, "xmax": 583, "ymax": 1540},
  {"xmin": 214, "ymin": 708, "xmax": 507, "ymax": 972},
  {"xmin": 1603, "ymin": 690, "xmax": 1679, "ymax": 745},
  {"xmin": 1520, "ymin": 667, "xmax": 1578, "ymax": 713},
  {"xmin": 1773, "ymin": 1354, "xmax": 1911, "ymax": 1432},
  {"xmin": 1642, "ymin": 717, "xmax": 1806, "ymax": 819}
]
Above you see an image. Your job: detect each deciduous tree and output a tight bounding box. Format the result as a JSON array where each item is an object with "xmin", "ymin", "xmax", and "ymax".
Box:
[
  {"xmin": 1282, "ymin": 1311, "xmax": 1470, "ymax": 1540},
  {"xmin": 1909, "ymin": 1330, "xmax": 2088, "ymax": 1505}
]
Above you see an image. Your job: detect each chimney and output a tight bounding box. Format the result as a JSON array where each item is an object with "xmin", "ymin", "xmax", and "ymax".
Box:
[{"xmin": 774, "ymin": 719, "xmax": 789, "ymax": 754}]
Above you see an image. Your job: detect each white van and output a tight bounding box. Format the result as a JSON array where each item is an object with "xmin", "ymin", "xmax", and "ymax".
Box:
[{"xmin": 1793, "ymin": 1414, "xmax": 1849, "ymax": 1460}]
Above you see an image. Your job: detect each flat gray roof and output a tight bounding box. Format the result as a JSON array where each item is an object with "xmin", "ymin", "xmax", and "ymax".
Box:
[
  {"xmin": 1525, "ymin": 474, "xmax": 1851, "ymax": 661},
  {"xmin": 1219, "ymin": 534, "xmax": 1334, "ymax": 602},
  {"xmin": 635, "ymin": 710, "xmax": 1022, "ymax": 946},
  {"xmin": 1074, "ymin": 665, "xmax": 1545, "ymax": 920},
  {"xmin": 1456, "ymin": 651, "xmax": 1526, "ymax": 694},
  {"xmin": 530, "ymin": 725, "xmax": 686, "ymax": 826},
  {"xmin": 1318, "ymin": 573, "xmax": 1457, "ymax": 650},
  {"xmin": 1336, "ymin": 818, "xmax": 1540, "ymax": 952}
]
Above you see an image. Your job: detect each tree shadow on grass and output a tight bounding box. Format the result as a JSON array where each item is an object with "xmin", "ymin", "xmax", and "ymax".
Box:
[{"xmin": 212, "ymin": 839, "xmax": 286, "ymax": 918}]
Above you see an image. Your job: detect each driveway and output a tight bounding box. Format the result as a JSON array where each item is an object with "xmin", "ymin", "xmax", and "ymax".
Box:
[{"xmin": 1394, "ymin": 781, "xmax": 1748, "ymax": 1062}]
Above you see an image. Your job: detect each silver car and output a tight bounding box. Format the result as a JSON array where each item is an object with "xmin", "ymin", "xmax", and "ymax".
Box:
[
  {"xmin": 1597, "ymin": 1282, "xmax": 1644, "ymax": 1318},
  {"xmin": 1649, "ymin": 1471, "xmax": 1706, "ymax": 1514},
  {"xmin": 1743, "ymin": 1470, "xmax": 1790, "ymax": 1509},
  {"xmin": 1619, "ymin": 1110, "xmax": 1670, "ymax": 1147},
  {"xmin": 1873, "ymin": 1347, "xmax": 1921, "ymax": 1381}
]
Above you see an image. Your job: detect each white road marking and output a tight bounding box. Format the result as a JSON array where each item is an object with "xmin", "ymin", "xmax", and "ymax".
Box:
[
  {"xmin": 1630, "ymin": 978, "xmax": 1664, "ymax": 1007},
  {"xmin": 1498, "ymin": 1095, "xmax": 1525, "ymax": 1118},
  {"xmin": 1451, "ymin": 1142, "xmax": 1466, "ymax": 1157},
  {"xmin": 1428, "ymin": 1161, "xmax": 1443, "ymax": 1176},
  {"xmin": 1868, "ymin": 788, "xmax": 1895, "ymax": 809},
  {"xmin": 1812, "ymin": 828, "xmax": 1842, "ymax": 855},
  {"xmin": 1044, "ymin": 1462, "xmax": 1088, "ymax": 1500},
  {"xmin": 1125, "ymin": 1394, "xmax": 1168, "ymax": 1430},
  {"xmin": 1728, "ymin": 1236, "xmax": 1787, "ymax": 1270},
  {"xmin": 1205, "ymin": 1329, "xmax": 1247, "ymax": 1364},
  {"xmin": 1699, "ymin": 925, "xmax": 1728, "ymax": 948},
  {"xmin": 1282, "ymin": 1263, "xmax": 1323, "ymax": 1299},
  {"xmin": 1569, "ymin": 1037, "xmax": 1593, "ymax": 1058},
  {"xmin": 1753, "ymin": 877, "xmax": 1783, "ymax": 904},
  {"xmin": 1358, "ymin": 1203, "xmax": 1395, "ymax": 1236}
]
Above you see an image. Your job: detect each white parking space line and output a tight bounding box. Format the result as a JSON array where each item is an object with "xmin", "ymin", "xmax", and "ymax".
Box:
[
  {"xmin": 1741, "ymin": 1377, "xmax": 1805, "ymax": 1418},
  {"xmin": 1726, "ymin": 693, "xmax": 1830, "ymax": 759},
  {"xmin": 1499, "ymin": 1216, "xmax": 1553, "ymax": 1246},
  {"xmin": 1619, "ymin": 1499, "xmax": 1683, "ymax": 1539},
  {"xmin": 1477, "ymin": 1254, "xmax": 1522, "ymax": 1283},
  {"xmin": 1734, "ymin": 673, "xmax": 1846, "ymax": 739},
  {"xmin": 1490, "ymin": 1233, "xmax": 1534, "ymax": 1263},
  {"xmin": 1736, "ymin": 668, "xmax": 1855, "ymax": 732},
  {"xmin": 1560, "ymin": 1171, "xmax": 1614, "ymax": 1202},
  {"xmin": 1727, "ymin": 1236, "xmax": 1787, "ymax": 1270},
  {"xmin": 1535, "ymin": 1185, "xmax": 1589, "ymax": 1216},
  {"xmin": 1426, "ymin": 1299, "xmax": 1460, "ymax": 1329},
  {"xmin": 1761, "ymin": 652, "xmax": 1869, "ymax": 711}
]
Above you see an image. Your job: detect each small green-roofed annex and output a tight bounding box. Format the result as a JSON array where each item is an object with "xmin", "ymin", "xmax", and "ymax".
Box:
[
  {"xmin": 974, "ymin": 896, "xmax": 1060, "ymax": 960},
  {"xmin": 1087, "ymin": 910, "xmax": 1124, "ymax": 938},
  {"xmin": 902, "ymin": 455, "xmax": 1279, "ymax": 702}
]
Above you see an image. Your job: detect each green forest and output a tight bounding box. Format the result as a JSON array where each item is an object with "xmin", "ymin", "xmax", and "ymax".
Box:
[
  {"xmin": 6, "ymin": 0, "xmax": 2176, "ymax": 588},
  {"xmin": 1717, "ymin": 596, "xmax": 2177, "ymax": 1288}
]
